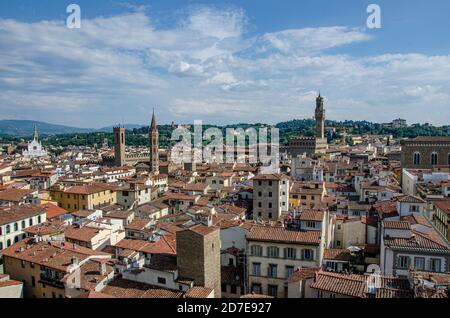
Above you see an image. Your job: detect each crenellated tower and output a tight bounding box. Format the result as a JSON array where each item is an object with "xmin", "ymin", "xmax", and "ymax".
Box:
[{"xmin": 315, "ymin": 94, "xmax": 325, "ymax": 139}]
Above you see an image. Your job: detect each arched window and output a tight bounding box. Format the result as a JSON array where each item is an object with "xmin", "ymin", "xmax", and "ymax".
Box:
[
  {"xmin": 431, "ymin": 152, "xmax": 438, "ymax": 166},
  {"xmin": 14, "ymin": 236, "xmax": 19, "ymax": 243},
  {"xmin": 6, "ymin": 239, "xmax": 11, "ymax": 247},
  {"xmin": 413, "ymin": 152, "xmax": 421, "ymax": 166}
]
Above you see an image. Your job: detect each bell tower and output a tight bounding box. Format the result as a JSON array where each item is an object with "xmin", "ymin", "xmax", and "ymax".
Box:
[
  {"xmin": 114, "ymin": 126, "xmax": 126, "ymax": 167},
  {"xmin": 315, "ymin": 93, "xmax": 325, "ymax": 139},
  {"xmin": 150, "ymin": 110, "xmax": 159, "ymax": 175}
]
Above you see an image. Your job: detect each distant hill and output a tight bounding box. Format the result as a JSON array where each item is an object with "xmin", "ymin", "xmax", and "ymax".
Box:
[
  {"xmin": 0, "ymin": 120, "xmax": 95, "ymax": 136},
  {"xmin": 0, "ymin": 120, "xmax": 147, "ymax": 136}
]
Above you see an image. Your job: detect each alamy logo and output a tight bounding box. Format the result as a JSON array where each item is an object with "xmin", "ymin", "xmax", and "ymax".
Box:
[
  {"xmin": 170, "ymin": 120, "xmax": 280, "ymax": 173},
  {"xmin": 367, "ymin": 4, "xmax": 382, "ymax": 29},
  {"xmin": 66, "ymin": 4, "xmax": 81, "ymax": 29},
  {"xmin": 366, "ymin": 264, "xmax": 382, "ymax": 294}
]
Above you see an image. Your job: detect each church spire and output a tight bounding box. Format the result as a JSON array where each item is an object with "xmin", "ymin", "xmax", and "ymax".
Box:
[
  {"xmin": 33, "ymin": 125, "xmax": 39, "ymax": 142},
  {"xmin": 151, "ymin": 108, "xmax": 157, "ymax": 132},
  {"xmin": 149, "ymin": 109, "xmax": 159, "ymax": 175}
]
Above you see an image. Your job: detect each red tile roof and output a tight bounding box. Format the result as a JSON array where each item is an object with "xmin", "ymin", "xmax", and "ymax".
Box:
[
  {"xmin": 246, "ymin": 226, "xmax": 321, "ymax": 245},
  {"xmin": 287, "ymin": 267, "xmax": 320, "ymax": 283},
  {"xmin": 323, "ymin": 249, "xmax": 351, "ymax": 261},
  {"xmin": 310, "ymin": 270, "xmax": 411, "ymax": 298},
  {"xmin": 41, "ymin": 203, "xmax": 68, "ymax": 219}
]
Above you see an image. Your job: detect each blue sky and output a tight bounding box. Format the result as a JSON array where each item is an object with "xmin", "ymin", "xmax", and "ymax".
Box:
[{"xmin": 0, "ymin": 0, "xmax": 449, "ymax": 128}]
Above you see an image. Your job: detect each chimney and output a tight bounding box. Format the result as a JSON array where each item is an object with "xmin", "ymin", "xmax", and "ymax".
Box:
[
  {"xmin": 71, "ymin": 256, "xmax": 79, "ymax": 265},
  {"xmin": 100, "ymin": 262, "xmax": 107, "ymax": 276}
]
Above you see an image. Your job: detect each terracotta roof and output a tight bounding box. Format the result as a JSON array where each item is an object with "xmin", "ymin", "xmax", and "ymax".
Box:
[
  {"xmin": 0, "ymin": 188, "xmax": 35, "ymax": 202},
  {"xmin": 76, "ymin": 291, "xmax": 115, "ymax": 298},
  {"xmin": 183, "ymin": 287, "xmax": 214, "ymax": 298},
  {"xmin": 0, "ymin": 205, "xmax": 45, "ymax": 225},
  {"xmin": 24, "ymin": 220, "xmax": 66, "ymax": 236},
  {"xmin": 0, "ymin": 279, "xmax": 23, "ymax": 288},
  {"xmin": 180, "ymin": 224, "xmax": 219, "ymax": 237},
  {"xmin": 65, "ymin": 226, "xmax": 103, "ymax": 243},
  {"xmin": 1, "ymin": 239, "xmax": 110, "ymax": 272},
  {"xmin": 397, "ymin": 195, "xmax": 426, "ymax": 204},
  {"xmin": 298, "ymin": 210, "xmax": 324, "ymax": 222},
  {"xmin": 382, "ymin": 220, "xmax": 411, "ymax": 230},
  {"xmin": 246, "ymin": 226, "xmax": 321, "ymax": 245},
  {"xmin": 374, "ymin": 200, "xmax": 398, "ymax": 219},
  {"xmin": 253, "ymin": 174, "xmax": 288, "ymax": 181},
  {"xmin": 433, "ymin": 199, "xmax": 450, "ymax": 215},
  {"xmin": 115, "ymin": 235, "xmax": 177, "ymax": 256},
  {"xmin": 310, "ymin": 270, "xmax": 411, "ymax": 298},
  {"xmin": 287, "ymin": 267, "xmax": 320, "ymax": 283},
  {"xmin": 57, "ymin": 183, "xmax": 118, "ymax": 195},
  {"xmin": 323, "ymin": 249, "xmax": 351, "ymax": 261},
  {"xmin": 384, "ymin": 230, "xmax": 450, "ymax": 252},
  {"xmin": 124, "ymin": 218, "xmax": 152, "ymax": 231},
  {"xmin": 40, "ymin": 203, "xmax": 68, "ymax": 219},
  {"xmin": 219, "ymin": 204, "xmax": 247, "ymax": 215},
  {"xmin": 102, "ymin": 277, "xmax": 184, "ymax": 298}
]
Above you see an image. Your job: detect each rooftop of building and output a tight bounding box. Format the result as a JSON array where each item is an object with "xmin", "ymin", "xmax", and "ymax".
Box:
[
  {"xmin": 246, "ymin": 225, "xmax": 321, "ymax": 245},
  {"xmin": 0, "ymin": 204, "xmax": 46, "ymax": 225}
]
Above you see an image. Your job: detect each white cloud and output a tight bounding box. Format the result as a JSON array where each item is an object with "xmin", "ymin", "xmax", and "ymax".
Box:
[
  {"xmin": 0, "ymin": 6, "xmax": 449, "ymax": 127},
  {"xmin": 258, "ymin": 27, "xmax": 371, "ymax": 55}
]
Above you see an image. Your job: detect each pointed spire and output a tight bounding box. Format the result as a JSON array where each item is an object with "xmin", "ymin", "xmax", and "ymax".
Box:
[
  {"xmin": 151, "ymin": 108, "xmax": 157, "ymax": 132},
  {"xmin": 33, "ymin": 124, "xmax": 39, "ymax": 142}
]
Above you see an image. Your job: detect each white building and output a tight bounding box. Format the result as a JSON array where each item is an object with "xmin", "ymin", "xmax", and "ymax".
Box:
[
  {"xmin": 380, "ymin": 216, "xmax": 450, "ymax": 277},
  {"xmin": 0, "ymin": 205, "xmax": 47, "ymax": 250},
  {"xmin": 22, "ymin": 126, "xmax": 48, "ymax": 158},
  {"xmin": 402, "ymin": 169, "xmax": 449, "ymax": 196}
]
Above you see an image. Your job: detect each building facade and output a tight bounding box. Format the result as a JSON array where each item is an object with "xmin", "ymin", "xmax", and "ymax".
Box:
[
  {"xmin": 246, "ymin": 226, "xmax": 322, "ymax": 298},
  {"xmin": 252, "ymin": 174, "xmax": 290, "ymax": 221},
  {"xmin": 176, "ymin": 224, "xmax": 222, "ymax": 298},
  {"xmin": 22, "ymin": 126, "xmax": 48, "ymax": 158},
  {"xmin": 401, "ymin": 136, "xmax": 450, "ymax": 170}
]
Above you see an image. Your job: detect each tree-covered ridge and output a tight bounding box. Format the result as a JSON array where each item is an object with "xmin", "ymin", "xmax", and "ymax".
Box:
[{"xmin": 0, "ymin": 120, "xmax": 448, "ymax": 150}]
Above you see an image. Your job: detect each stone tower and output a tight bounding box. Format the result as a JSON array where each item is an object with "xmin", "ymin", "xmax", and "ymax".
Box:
[
  {"xmin": 315, "ymin": 94, "xmax": 325, "ymax": 139},
  {"xmin": 176, "ymin": 224, "xmax": 221, "ymax": 298},
  {"xmin": 149, "ymin": 110, "xmax": 159, "ymax": 175},
  {"xmin": 114, "ymin": 126, "xmax": 126, "ymax": 167}
]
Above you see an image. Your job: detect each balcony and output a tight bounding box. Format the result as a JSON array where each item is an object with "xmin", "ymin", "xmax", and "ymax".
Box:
[{"xmin": 39, "ymin": 273, "xmax": 65, "ymax": 289}]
